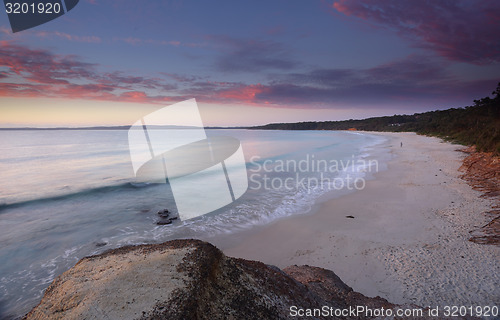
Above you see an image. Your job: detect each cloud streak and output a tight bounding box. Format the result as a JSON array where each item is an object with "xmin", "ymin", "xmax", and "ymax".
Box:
[
  {"xmin": 0, "ymin": 42, "xmax": 496, "ymax": 110},
  {"xmin": 113, "ymin": 37, "xmax": 190, "ymax": 47},
  {"xmin": 1, "ymin": 26, "xmax": 102, "ymax": 43},
  {"xmin": 208, "ymin": 35, "xmax": 298, "ymax": 72},
  {"xmin": 244, "ymin": 55, "xmax": 497, "ymax": 109},
  {"xmin": 36, "ymin": 31, "xmax": 102, "ymax": 43},
  {"xmin": 0, "ymin": 41, "xmax": 180, "ymax": 103},
  {"xmin": 332, "ymin": 0, "xmax": 500, "ymax": 64}
]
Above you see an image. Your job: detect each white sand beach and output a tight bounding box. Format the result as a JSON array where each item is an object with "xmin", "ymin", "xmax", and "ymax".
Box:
[{"xmin": 219, "ymin": 132, "xmax": 500, "ymax": 308}]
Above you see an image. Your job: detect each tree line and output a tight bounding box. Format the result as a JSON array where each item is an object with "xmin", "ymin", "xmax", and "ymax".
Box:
[{"xmin": 252, "ymin": 83, "xmax": 500, "ymax": 154}]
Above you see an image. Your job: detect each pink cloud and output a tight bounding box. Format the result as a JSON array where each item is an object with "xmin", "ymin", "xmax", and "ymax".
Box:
[
  {"xmin": 332, "ymin": 0, "xmax": 500, "ymax": 64},
  {"xmin": 37, "ymin": 31, "xmax": 102, "ymax": 43},
  {"xmin": 0, "ymin": 41, "xmax": 181, "ymax": 104},
  {"xmin": 0, "ymin": 82, "xmax": 50, "ymax": 97},
  {"xmin": 115, "ymin": 37, "xmax": 190, "ymax": 47},
  {"xmin": 0, "ymin": 26, "xmax": 11, "ymax": 35},
  {"xmin": 216, "ymin": 84, "xmax": 269, "ymax": 103},
  {"xmin": 121, "ymin": 37, "xmax": 142, "ymax": 46},
  {"xmin": 1, "ymin": 26, "xmax": 101, "ymax": 43},
  {"xmin": 119, "ymin": 91, "xmax": 148, "ymax": 102},
  {"xmin": 0, "ymin": 41, "xmax": 97, "ymax": 82}
]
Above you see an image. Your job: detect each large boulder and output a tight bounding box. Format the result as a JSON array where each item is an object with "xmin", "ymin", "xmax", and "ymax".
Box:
[{"xmin": 24, "ymin": 239, "xmax": 470, "ymax": 320}]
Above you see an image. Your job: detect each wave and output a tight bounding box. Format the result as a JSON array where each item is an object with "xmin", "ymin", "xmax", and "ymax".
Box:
[{"xmin": 0, "ymin": 182, "xmax": 157, "ymax": 212}]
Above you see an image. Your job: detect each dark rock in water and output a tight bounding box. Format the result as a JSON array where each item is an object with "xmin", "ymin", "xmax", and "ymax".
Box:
[
  {"xmin": 140, "ymin": 209, "xmax": 150, "ymax": 213},
  {"xmin": 94, "ymin": 242, "xmax": 107, "ymax": 248},
  {"xmin": 156, "ymin": 214, "xmax": 178, "ymax": 226},
  {"xmin": 156, "ymin": 220, "xmax": 172, "ymax": 225},
  {"xmin": 157, "ymin": 209, "xmax": 170, "ymax": 218},
  {"xmin": 24, "ymin": 239, "xmax": 457, "ymax": 320},
  {"xmin": 345, "ymin": 215, "xmax": 355, "ymax": 219}
]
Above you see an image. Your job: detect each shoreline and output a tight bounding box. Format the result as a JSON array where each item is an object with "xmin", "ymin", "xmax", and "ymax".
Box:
[{"xmin": 218, "ymin": 132, "xmax": 500, "ymax": 307}]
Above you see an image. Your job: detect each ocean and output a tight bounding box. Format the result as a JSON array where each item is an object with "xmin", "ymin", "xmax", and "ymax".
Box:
[{"xmin": 0, "ymin": 129, "xmax": 386, "ymax": 319}]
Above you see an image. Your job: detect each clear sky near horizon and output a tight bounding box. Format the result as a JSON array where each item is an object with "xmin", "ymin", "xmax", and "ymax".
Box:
[{"xmin": 0, "ymin": 0, "xmax": 499, "ymax": 127}]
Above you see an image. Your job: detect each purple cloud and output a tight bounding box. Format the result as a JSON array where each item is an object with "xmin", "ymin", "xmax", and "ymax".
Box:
[
  {"xmin": 332, "ymin": 0, "xmax": 500, "ymax": 65},
  {"xmin": 208, "ymin": 35, "xmax": 298, "ymax": 72},
  {"xmin": 0, "ymin": 41, "xmax": 496, "ymax": 110},
  {"xmin": 160, "ymin": 73, "xmax": 205, "ymax": 84},
  {"xmin": 258, "ymin": 55, "xmax": 497, "ymax": 108},
  {"xmin": 0, "ymin": 41, "xmax": 181, "ymax": 103}
]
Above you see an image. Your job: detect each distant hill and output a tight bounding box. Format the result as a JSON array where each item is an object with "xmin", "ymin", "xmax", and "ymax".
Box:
[{"xmin": 253, "ymin": 83, "xmax": 500, "ymax": 154}]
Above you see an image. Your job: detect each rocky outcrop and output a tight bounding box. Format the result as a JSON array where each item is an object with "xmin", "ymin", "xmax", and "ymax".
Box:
[
  {"xmin": 24, "ymin": 239, "xmax": 471, "ymax": 320},
  {"xmin": 459, "ymin": 147, "xmax": 500, "ymax": 245}
]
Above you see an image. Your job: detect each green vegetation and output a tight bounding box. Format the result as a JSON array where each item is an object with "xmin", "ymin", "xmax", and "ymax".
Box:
[{"xmin": 253, "ymin": 83, "xmax": 500, "ymax": 154}]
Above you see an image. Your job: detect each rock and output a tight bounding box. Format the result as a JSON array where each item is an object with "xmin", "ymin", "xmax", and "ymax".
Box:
[
  {"xmin": 156, "ymin": 214, "xmax": 178, "ymax": 225},
  {"xmin": 157, "ymin": 209, "xmax": 170, "ymax": 217},
  {"xmin": 345, "ymin": 215, "xmax": 355, "ymax": 219},
  {"xmin": 94, "ymin": 242, "xmax": 107, "ymax": 247},
  {"xmin": 283, "ymin": 265, "xmax": 395, "ymax": 310},
  {"xmin": 459, "ymin": 148, "xmax": 500, "ymax": 245},
  {"xmin": 469, "ymin": 215, "xmax": 500, "ymax": 245},
  {"xmin": 23, "ymin": 240, "xmax": 474, "ymax": 320},
  {"xmin": 156, "ymin": 220, "xmax": 172, "ymax": 225}
]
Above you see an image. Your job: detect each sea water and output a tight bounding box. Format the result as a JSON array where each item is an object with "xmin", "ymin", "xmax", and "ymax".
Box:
[{"xmin": 0, "ymin": 129, "xmax": 386, "ymax": 319}]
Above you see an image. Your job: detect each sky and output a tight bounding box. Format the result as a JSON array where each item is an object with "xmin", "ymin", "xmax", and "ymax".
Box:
[{"xmin": 0, "ymin": 0, "xmax": 499, "ymax": 127}]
